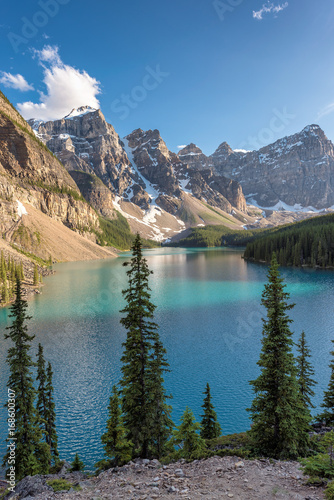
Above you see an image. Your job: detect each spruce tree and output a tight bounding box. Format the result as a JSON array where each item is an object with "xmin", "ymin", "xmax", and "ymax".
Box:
[
  {"xmin": 36, "ymin": 344, "xmax": 47, "ymax": 426},
  {"xmin": 33, "ymin": 265, "xmax": 39, "ymax": 286},
  {"xmin": 200, "ymin": 383, "xmax": 221, "ymax": 440},
  {"xmin": 120, "ymin": 234, "xmax": 172, "ymax": 458},
  {"xmin": 70, "ymin": 453, "xmax": 84, "ymax": 472},
  {"xmin": 1, "ymin": 251, "xmax": 6, "ymax": 282},
  {"xmin": 317, "ymin": 341, "xmax": 334, "ymax": 425},
  {"xmin": 45, "ymin": 362, "xmax": 59, "ymax": 463},
  {"xmin": 296, "ymin": 331, "xmax": 317, "ymax": 410},
  {"xmin": 2, "ymin": 279, "xmax": 9, "ymax": 304},
  {"xmin": 147, "ymin": 337, "xmax": 173, "ymax": 458},
  {"xmin": 36, "ymin": 344, "xmax": 56, "ymax": 468},
  {"xmin": 172, "ymin": 407, "xmax": 206, "ymax": 460},
  {"xmin": 2, "ymin": 279, "xmax": 44, "ymax": 480},
  {"xmin": 248, "ymin": 254, "xmax": 311, "ymax": 459},
  {"xmin": 98, "ymin": 385, "xmax": 132, "ymax": 470}
]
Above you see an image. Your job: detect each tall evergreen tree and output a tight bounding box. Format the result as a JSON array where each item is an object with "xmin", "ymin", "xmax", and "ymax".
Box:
[
  {"xmin": 98, "ymin": 385, "xmax": 132, "ymax": 469},
  {"xmin": 200, "ymin": 383, "xmax": 221, "ymax": 440},
  {"xmin": 2, "ymin": 279, "xmax": 9, "ymax": 304},
  {"xmin": 2, "ymin": 280, "xmax": 44, "ymax": 480},
  {"xmin": 45, "ymin": 362, "xmax": 59, "ymax": 463},
  {"xmin": 36, "ymin": 344, "xmax": 57, "ymax": 467},
  {"xmin": 172, "ymin": 407, "xmax": 206, "ymax": 460},
  {"xmin": 33, "ymin": 265, "xmax": 39, "ymax": 286},
  {"xmin": 296, "ymin": 331, "xmax": 317, "ymax": 410},
  {"xmin": 317, "ymin": 341, "xmax": 334, "ymax": 425},
  {"xmin": 120, "ymin": 234, "xmax": 172, "ymax": 458},
  {"xmin": 36, "ymin": 343, "xmax": 47, "ymax": 428},
  {"xmin": 147, "ymin": 337, "xmax": 173, "ymax": 458},
  {"xmin": 248, "ymin": 254, "xmax": 311, "ymax": 459}
]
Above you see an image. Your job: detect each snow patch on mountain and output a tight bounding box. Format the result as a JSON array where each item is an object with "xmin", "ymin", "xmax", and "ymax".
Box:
[
  {"xmin": 64, "ymin": 106, "xmax": 97, "ymax": 119},
  {"xmin": 17, "ymin": 200, "xmax": 28, "ymax": 217}
]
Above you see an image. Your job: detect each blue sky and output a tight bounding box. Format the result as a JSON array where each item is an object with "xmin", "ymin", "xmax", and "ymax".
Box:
[{"xmin": 1, "ymin": 0, "xmax": 334, "ymax": 154}]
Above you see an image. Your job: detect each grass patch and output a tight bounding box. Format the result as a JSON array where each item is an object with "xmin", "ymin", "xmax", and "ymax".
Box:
[
  {"xmin": 47, "ymin": 479, "xmax": 81, "ymax": 492},
  {"xmin": 204, "ymin": 203, "xmax": 236, "ymax": 224}
]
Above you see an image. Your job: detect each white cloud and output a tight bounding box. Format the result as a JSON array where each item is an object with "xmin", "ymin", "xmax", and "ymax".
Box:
[
  {"xmin": 0, "ymin": 72, "xmax": 34, "ymax": 92},
  {"xmin": 18, "ymin": 45, "xmax": 101, "ymax": 121},
  {"xmin": 253, "ymin": 2, "xmax": 288, "ymax": 20},
  {"xmin": 177, "ymin": 145, "xmax": 187, "ymax": 149},
  {"xmin": 318, "ymin": 102, "xmax": 334, "ymax": 120}
]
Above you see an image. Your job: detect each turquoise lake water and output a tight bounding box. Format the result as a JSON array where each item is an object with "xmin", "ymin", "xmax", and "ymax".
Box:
[{"xmin": 0, "ymin": 247, "xmax": 334, "ymax": 469}]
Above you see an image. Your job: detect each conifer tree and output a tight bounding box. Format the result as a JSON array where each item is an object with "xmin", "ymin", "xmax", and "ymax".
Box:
[
  {"xmin": 36, "ymin": 344, "xmax": 47, "ymax": 423},
  {"xmin": 296, "ymin": 331, "xmax": 317, "ymax": 410},
  {"xmin": 317, "ymin": 341, "xmax": 334, "ymax": 425},
  {"xmin": 2, "ymin": 279, "xmax": 44, "ymax": 480},
  {"xmin": 1, "ymin": 251, "xmax": 6, "ymax": 282},
  {"xmin": 36, "ymin": 342, "xmax": 51, "ymax": 470},
  {"xmin": 120, "ymin": 234, "xmax": 172, "ymax": 458},
  {"xmin": 248, "ymin": 254, "xmax": 311, "ymax": 459},
  {"xmin": 172, "ymin": 407, "xmax": 206, "ymax": 459},
  {"xmin": 98, "ymin": 385, "xmax": 132, "ymax": 470},
  {"xmin": 2, "ymin": 279, "xmax": 9, "ymax": 304},
  {"xmin": 21, "ymin": 262, "xmax": 25, "ymax": 281},
  {"xmin": 200, "ymin": 383, "xmax": 221, "ymax": 440},
  {"xmin": 33, "ymin": 264, "xmax": 39, "ymax": 286},
  {"xmin": 70, "ymin": 453, "xmax": 84, "ymax": 472},
  {"xmin": 45, "ymin": 362, "xmax": 59, "ymax": 463},
  {"xmin": 147, "ymin": 337, "xmax": 173, "ymax": 458}
]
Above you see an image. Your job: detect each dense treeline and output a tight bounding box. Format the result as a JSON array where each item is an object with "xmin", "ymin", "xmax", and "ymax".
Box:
[
  {"xmin": 244, "ymin": 214, "xmax": 334, "ymax": 267},
  {"xmin": 0, "ymin": 251, "xmax": 43, "ymax": 305},
  {"xmin": 0, "ymin": 251, "xmax": 25, "ymax": 304},
  {"xmin": 166, "ymin": 224, "xmax": 268, "ymax": 248},
  {"xmin": 2, "ymin": 280, "xmax": 58, "ymax": 485}
]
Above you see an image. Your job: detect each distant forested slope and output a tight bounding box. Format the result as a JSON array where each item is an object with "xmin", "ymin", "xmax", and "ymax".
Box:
[
  {"xmin": 244, "ymin": 214, "xmax": 334, "ymax": 268},
  {"xmin": 166, "ymin": 225, "xmax": 268, "ymax": 248}
]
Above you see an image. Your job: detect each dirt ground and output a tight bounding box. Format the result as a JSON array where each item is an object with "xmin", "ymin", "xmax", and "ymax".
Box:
[{"xmin": 12, "ymin": 456, "xmax": 325, "ymax": 500}]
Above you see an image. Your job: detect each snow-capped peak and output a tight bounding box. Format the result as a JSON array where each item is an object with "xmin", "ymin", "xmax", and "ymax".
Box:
[{"xmin": 64, "ymin": 106, "xmax": 97, "ymax": 119}]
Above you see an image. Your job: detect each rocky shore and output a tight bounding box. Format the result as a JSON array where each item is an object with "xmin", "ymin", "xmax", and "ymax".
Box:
[{"xmin": 3, "ymin": 456, "xmax": 325, "ymax": 500}]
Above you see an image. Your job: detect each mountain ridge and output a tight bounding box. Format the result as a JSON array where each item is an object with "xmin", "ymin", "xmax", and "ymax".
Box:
[{"xmin": 29, "ymin": 107, "xmax": 254, "ymax": 241}]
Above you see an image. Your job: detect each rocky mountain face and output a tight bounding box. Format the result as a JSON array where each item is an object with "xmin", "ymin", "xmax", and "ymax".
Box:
[
  {"xmin": 30, "ymin": 109, "xmax": 250, "ymax": 241},
  {"xmin": 0, "ymin": 92, "xmax": 113, "ymax": 261},
  {"xmin": 210, "ymin": 125, "xmax": 334, "ymax": 210},
  {"xmin": 30, "ymin": 106, "xmax": 133, "ymax": 196}
]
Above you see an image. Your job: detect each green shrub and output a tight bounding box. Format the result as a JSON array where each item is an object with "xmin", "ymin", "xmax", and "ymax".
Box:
[
  {"xmin": 49, "ymin": 460, "xmax": 65, "ymax": 474},
  {"xmin": 47, "ymin": 479, "xmax": 73, "ymax": 492},
  {"xmin": 300, "ymin": 453, "xmax": 334, "ymax": 479},
  {"xmin": 326, "ymin": 481, "xmax": 334, "ymax": 499},
  {"xmin": 305, "ymin": 476, "xmax": 326, "ymax": 486}
]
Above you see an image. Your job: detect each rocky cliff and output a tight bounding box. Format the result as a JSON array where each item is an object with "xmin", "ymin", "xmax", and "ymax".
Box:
[
  {"xmin": 0, "ymin": 92, "xmax": 116, "ymax": 261},
  {"xmin": 211, "ymin": 125, "xmax": 334, "ymax": 210},
  {"xmin": 30, "ymin": 109, "xmax": 251, "ymax": 240}
]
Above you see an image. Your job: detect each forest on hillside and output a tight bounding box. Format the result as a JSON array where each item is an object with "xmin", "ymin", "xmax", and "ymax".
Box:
[{"xmin": 244, "ymin": 214, "xmax": 334, "ymax": 268}]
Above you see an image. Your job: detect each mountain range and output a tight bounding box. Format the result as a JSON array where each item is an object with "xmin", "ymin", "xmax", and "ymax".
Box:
[
  {"xmin": 1, "ymin": 89, "xmax": 334, "ymax": 265},
  {"xmin": 27, "ymin": 105, "xmax": 334, "ymax": 241}
]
